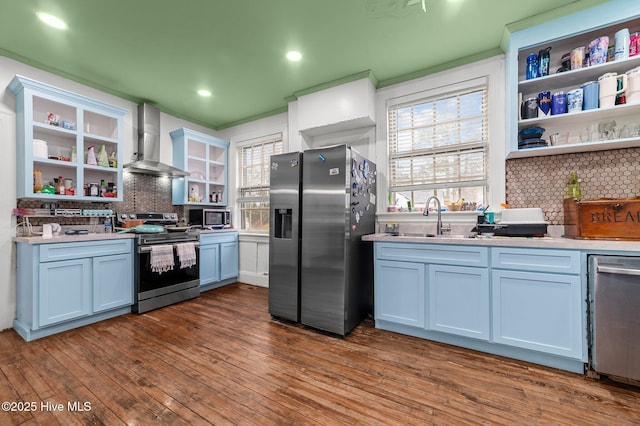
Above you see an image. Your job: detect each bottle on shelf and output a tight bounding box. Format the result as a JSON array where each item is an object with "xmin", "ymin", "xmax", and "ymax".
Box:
[
  {"xmin": 98, "ymin": 145, "xmax": 109, "ymax": 167},
  {"xmin": 99, "ymin": 179, "xmax": 106, "ymax": 197},
  {"xmin": 538, "ymin": 47, "xmax": 551, "ymax": 77},
  {"xmin": 58, "ymin": 176, "xmax": 65, "ymax": 196},
  {"xmin": 104, "ymin": 217, "xmax": 112, "ymax": 234},
  {"xmin": 87, "ymin": 145, "xmax": 97, "ymax": 166},
  {"xmin": 566, "ymin": 171, "xmax": 582, "ymax": 200},
  {"xmin": 33, "ymin": 170, "xmax": 43, "ymax": 193}
]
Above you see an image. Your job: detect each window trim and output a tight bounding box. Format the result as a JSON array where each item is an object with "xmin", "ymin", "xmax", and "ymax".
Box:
[
  {"xmin": 387, "ymin": 81, "xmax": 488, "ymax": 202},
  {"xmin": 236, "ymin": 132, "xmax": 284, "ymax": 232},
  {"xmin": 375, "ymin": 55, "xmax": 505, "ymax": 223}
]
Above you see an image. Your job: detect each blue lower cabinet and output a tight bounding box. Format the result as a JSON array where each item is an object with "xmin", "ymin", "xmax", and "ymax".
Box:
[
  {"xmin": 220, "ymin": 241, "xmax": 239, "ymax": 281},
  {"xmin": 14, "ymin": 239, "xmax": 134, "ymax": 341},
  {"xmin": 428, "ymin": 264, "xmax": 490, "ymax": 340},
  {"xmin": 39, "ymin": 258, "xmax": 92, "ymax": 327},
  {"xmin": 93, "ymin": 254, "xmax": 133, "ymax": 313},
  {"xmin": 373, "ymin": 242, "xmax": 586, "ymax": 373},
  {"xmin": 198, "ymin": 232, "xmax": 238, "ymax": 290},
  {"xmin": 200, "ymin": 243, "xmax": 221, "ymax": 285},
  {"xmin": 375, "ymin": 260, "xmax": 425, "ymax": 327},
  {"xmin": 491, "ymin": 269, "xmax": 583, "ymax": 359}
]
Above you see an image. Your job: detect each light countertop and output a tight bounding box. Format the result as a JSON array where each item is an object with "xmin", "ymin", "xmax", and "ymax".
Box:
[
  {"xmin": 197, "ymin": 228, "xmax": 238, "ymax": 235},
  {"xmin": 363, "ymin": 233, "xmax": 640, "ymax": 252},
  {"xmin": 14, "ymin": 233, "xmax": 136, "ymax": 244},
  {"xmin": 14, "ymin": 228, "xmax": 238, "ymax": 244}
]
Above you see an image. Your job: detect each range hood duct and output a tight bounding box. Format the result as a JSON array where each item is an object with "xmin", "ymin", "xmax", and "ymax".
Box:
[{"xmin": 123, "ymin": 104, "xmax": 189, "ymax": 177}]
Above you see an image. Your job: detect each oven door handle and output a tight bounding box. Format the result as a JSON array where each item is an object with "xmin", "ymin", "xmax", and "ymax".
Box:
[{"xmin": 138, "ymin": 242, "xmax": 200, "ymax": 254}]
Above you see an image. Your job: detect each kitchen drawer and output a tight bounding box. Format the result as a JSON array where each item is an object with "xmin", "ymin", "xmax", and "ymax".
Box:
[
  {"xmin": 491, "ymin": 247, "xmax": 580, "ymax": 274},
  {"xmin": 375, "ymin": 242, "xmax": 488, "ymax": 267},
  {"xmin": 199, "ymin": 232, "xmax": 238, "ymax": 246},
  {"xmin": 39, "ymin": 239, "xmax": 132, "ymax": 263}
]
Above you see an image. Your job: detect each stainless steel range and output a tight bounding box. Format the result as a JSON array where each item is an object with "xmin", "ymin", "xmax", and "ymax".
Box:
[{"xmin": 117, "ymin": 212, "xmax": 200, "ymax": 313}]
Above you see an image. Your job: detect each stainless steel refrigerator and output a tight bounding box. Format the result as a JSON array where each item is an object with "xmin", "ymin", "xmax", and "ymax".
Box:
[{"xmin": 269, "ymin": 145, "xmax": 376, "ymax": 336}]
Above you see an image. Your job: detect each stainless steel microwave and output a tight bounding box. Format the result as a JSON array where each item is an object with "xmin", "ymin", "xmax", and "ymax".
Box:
[{"xmin": 188, "ymin": 209, "xmax": 231, "ymax": 229}]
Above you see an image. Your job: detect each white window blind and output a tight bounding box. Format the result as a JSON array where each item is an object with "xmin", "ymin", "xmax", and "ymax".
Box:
[
  {"xmin": 387, "ymin": 82, "xmax": 488, "ymax": 209},
  {"xmin": 237, "ymin": 133, "xmax": 284, "ymax": 231}
]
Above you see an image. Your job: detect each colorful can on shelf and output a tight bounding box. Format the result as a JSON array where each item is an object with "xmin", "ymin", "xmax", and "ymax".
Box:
[
  {"xmin": 537, "ymin": 91, "xmax": 551, "ymax": 116},
  {"xmin": 567, "ymin": 89, "xmax": 583, "ymax": 113},
  {"xmin": 551, "ymin": 92, "xmax": 567, "ymax": 115},
  {"xmin": 588, "ymin": 36, "xmax": 609, "ymax": 66},
  {"xmin": 581, "ymin": 81, "xmax": 599, "ymax": 110},
  {"xmin": 630, "ymin": 32, "xmax": 640, "ymax": 57},
  {"xmin": 526, "ymin": 53, "xmax": 538, "ymax": 80},
  {"xmin": 570, "ymin": 46, "xmax": 585, "ymax": 70}
]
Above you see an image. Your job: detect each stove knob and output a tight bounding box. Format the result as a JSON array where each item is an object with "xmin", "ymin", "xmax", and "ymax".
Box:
[
  {"xmin": 119, "ymin": 213, "xmax": 128, "ymax": 221},
  {"xmin": 129, "ymin": 214, "xmax": 136, "ymax": 219}
]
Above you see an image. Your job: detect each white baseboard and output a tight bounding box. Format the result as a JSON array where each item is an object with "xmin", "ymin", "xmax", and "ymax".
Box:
[{"xmin": 238, "ymin": 271, "xmax": 268, "ymax": 287}]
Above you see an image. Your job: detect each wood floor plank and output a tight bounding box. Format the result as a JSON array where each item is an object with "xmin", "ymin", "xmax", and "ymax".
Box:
[{"xmin": 1, "ymin": 282, "xmax": 639, "ymax": 425}]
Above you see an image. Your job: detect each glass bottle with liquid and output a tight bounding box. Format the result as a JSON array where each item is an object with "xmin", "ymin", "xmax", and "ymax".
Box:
[
  {"xmin": 567, "ymin": 171, "xmax": 581, "ymax": 200},
  {"xmin": 33, "ymin": 169, "xmax": 43, "ymax": 193}
]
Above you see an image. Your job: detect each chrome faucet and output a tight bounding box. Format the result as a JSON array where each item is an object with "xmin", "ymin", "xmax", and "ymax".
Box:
[{"xmin": 423, "ymin": 196, "xmax": 450, "ymax": 235}]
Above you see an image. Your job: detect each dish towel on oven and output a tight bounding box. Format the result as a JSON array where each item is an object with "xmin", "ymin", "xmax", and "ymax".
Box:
[
  {"xmin": 176, "ymin": 242, "xmax": 197, "ymax": 269},
  {"xmin": 150, "ymin": 244, "xmax": 175, "ymax": 274}
]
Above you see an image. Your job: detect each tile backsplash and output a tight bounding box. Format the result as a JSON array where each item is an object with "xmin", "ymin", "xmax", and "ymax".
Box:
[
  {"xmin": 17, "ymin": 174, "xmax": 188, "ymax": 226},
  {"xmin": 506, "ymin": 147, "xmax": 640, "ymax": 225}
]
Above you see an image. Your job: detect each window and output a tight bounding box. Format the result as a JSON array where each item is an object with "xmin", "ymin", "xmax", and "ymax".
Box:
[
  {"xmin": 387, "ymin": 80, "xmax": 488, "ymax": 212},
  {"xmin": 237, "ymin": 134, "xmax": 284, "ymax": 232}
]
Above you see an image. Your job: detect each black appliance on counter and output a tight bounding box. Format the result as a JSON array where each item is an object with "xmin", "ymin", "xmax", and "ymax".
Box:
[
  {"xmin": 473, "ymin": 222, "xmax": 548, "ymax": 237},
  {"xmin": 188, "ymin": 208, "xmax": 231, "ymax": 229},
  {"xmin": 116, "ymin": 212, "xmax": 200, "ymax": 313}
]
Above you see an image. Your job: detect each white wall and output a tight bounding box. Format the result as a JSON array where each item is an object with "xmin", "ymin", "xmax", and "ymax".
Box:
[
  {"xmin": 0, "ymin": 57, "xmax": 221, "ymax": 330},
  {"xmin": 217, "ymin": 113, "xmax": 289, "ymax": 287}
]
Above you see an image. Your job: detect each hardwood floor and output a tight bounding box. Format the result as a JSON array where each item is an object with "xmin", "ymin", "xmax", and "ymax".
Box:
[{"xmin": 1, "ymin": 283, "xmax": 639, "ymax": 425}]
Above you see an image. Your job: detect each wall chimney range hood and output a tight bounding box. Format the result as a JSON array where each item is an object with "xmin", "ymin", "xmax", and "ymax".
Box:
[{"xmin": 123, "ymin": 104, "xmax": 189, "ymax": 177}]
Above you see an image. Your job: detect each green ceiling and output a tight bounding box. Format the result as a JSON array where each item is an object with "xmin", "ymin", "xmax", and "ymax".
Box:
[{"xmin": 0, "ymin": 0, "xmax": 608, "ymax": 130}]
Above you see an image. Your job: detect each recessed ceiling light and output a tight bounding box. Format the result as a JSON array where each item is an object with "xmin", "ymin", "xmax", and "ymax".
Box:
[
  {"xmin": 286, "ymin": 51, "xmax": 302, "ymax": 62},
  {"xmin": 198, "ymin": 89, "xmax": 212, "ymax": 97},
  {"xmin": 36, "ymin": 12, "xmax": 67, "ymax": 30}
]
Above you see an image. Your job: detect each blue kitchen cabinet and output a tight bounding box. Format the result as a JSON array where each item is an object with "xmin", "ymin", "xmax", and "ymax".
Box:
[
  {"xmin": 375, "ymin": 260, "xmax": 426, "ymax": 328},
  {"xmin": 199, "ymin": 232, "xmax": 238, "ymax": 290},
  {"xmin": 428, "ymin": 264, "xmax": 490, "ymax": 341},
  {"xmin": 14, "ymin": 239, "xmax": 134, "ymax": 341},
  {"xmin": 374, "ymin": 242, "xmax": 489, "ymax": 335},
  {"xmin": 372, "ymin": 241, "xmax": 586, "ymax": 373},
  {"xmin": 491, "ymin": 247, "xmax": 584, "ymax": 360},
  {"xmin": 171, "ymin": 128, "xmax": 230, "ymax": 206},
  {"xmin": 38, "ymin": 258, "xmax": 92, "ymax": 327},
  {"xmin": 200, "ymin": 243, "xmax": 221, "ymax": 285},
  {"xmin": 220, "ymin": 241, "xmax": 239, "ymax": 281},
  {"xmin": 9, "ymin": 75, "xmax": 127, "ymax": 201},
  {"xmin": 93, "ymin": 254, "xmax": 133, "ymax": 313}
]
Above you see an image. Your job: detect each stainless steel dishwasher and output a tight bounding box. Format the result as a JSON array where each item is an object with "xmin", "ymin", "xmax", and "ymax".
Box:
[{"xmin": 589, "ymin": 255, "xmax": 640, "ymax": 383}]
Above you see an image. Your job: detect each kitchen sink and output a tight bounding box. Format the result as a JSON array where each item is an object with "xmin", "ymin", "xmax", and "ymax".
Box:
[{"xmin": 392, "ymin": 233, "xmax": 476, "ymax": 239}]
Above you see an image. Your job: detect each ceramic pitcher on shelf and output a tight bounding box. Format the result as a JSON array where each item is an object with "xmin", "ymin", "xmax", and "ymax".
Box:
[{"xmin": 598, "ymin": 72, "xmax": 627, "ymax": 108}]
